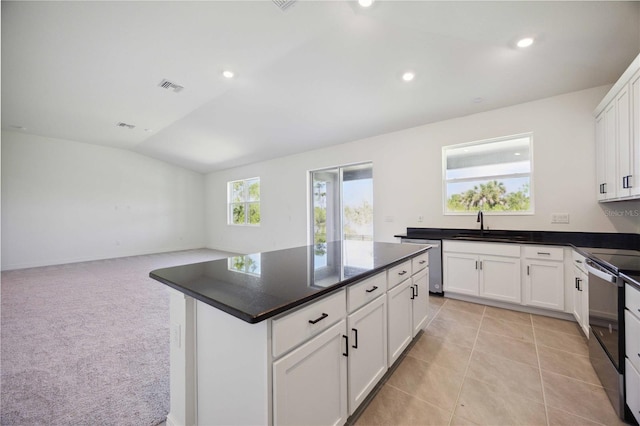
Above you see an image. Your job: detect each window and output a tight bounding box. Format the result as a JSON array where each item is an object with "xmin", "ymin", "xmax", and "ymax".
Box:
[
  {"xmin": 228, "ymin": 177, "xmax": 260, "ymax": 225},
  {"xmin": 443, "ymin": 134, "xmax": 533, "ymax": 214}
]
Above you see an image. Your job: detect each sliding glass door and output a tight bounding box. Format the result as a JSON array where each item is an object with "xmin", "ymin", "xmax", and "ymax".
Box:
[{"xmin": 310, "ymin": 163, "xmax": 373, "ymax": 247}]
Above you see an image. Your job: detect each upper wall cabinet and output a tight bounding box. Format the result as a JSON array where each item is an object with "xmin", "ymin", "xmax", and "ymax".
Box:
[{"xmin": 594, "ymin": 54, "xmax": 640, "ymax": 202}]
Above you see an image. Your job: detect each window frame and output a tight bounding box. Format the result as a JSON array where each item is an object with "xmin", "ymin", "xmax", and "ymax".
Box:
[
  {"xmin": 227, "ymin": 177, "xmax": 261, "ymax": 226},
  {"xmin": 442, "ymin": 133, "xmax": 534, "ymax": 216}
]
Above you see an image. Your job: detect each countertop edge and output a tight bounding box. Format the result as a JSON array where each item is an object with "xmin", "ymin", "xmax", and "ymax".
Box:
[{"xmin": 150, "ymin": 245, "xmax": 430, "ymax": 324}]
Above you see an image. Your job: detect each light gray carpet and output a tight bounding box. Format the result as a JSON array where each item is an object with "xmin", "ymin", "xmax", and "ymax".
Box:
[{"xmin": 1, "ymin": 248, "xmax": 235, "ymax": 425}]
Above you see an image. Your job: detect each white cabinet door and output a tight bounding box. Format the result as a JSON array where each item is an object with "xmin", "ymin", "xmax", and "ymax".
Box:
[
  {"xmin": 479, "ymin": 255, "xmax": 521, "ymax": 304},
  {"xmin": 596, "ymin": 112, "xmax": 607, "ymax": 200},
  {"xmin": 626, "ymin": 310, "xmax": 640, "ymax": 373},
  {"xmin": 626, "ymin": 358, "xmax": 640, "ymax": 424},
  {"xmin": 387, "ymin": 279, "xmax": 413, "ymax": 367},
  {"xmin": 411, "ymin": 269, "xmax": 429, "ymax": 337},
  {"xmin": 443, "ymin": 252, "xmax": 479, "ymax": 296},
  {"xmin": 631, "ymin": 69, "xmax": 640, "ymax": 197},
  {"xmin": 617, "ymin": 84, "xmax": 632, "ymax": 198},
  {"xmin": 572, "ymin": 267, "xmax": 589, "ymax": 336},
  {"xmin": 604, "ymin": 101, "xmax": 618, "ymax": 200},
  {"xmin": 524, "ymin": 260, "xmax": 565, "ymax": 311},
  {"xmin": 572, "ymin": 268, "xmax": 583, "ymax": 327},
  {"xmin": 347, "ymin": 295, "xmax": 387, "ymax": 415},
  {"xmin": 273, "ymin": 320, "xmax": 348, "ymax": 426}
]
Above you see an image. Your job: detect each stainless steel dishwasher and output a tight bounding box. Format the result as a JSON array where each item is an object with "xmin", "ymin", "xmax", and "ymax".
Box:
[{"xmin": 400, "ymin": 238, "xmax": 443, "ymax": 294}]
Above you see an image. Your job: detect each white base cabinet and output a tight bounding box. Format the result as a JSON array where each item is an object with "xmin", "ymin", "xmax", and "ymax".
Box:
[
  {"xmin": 412, "ymin": 269, "xmax": 429, "ymax": 337},
  {"xmin": 387, "ymin": 278, "xmax": 413, "ymax": 366},
  {"xmin": 571, "ymin": 251, "xmax": 589, "ymax": 337},
  {"xmin": 347, "ymin": 295, "xmax": 387, "ymax": 415},
  {"xmin": 273, "ymin": 320, "xmax": 348, "ymax": 426},
  {"xmin": 443, "ymin": 241, "xmax": 521, "ymax": 304},
  {"xmin": 522, "ymin": 246, "xmax": 565, "ymax": 312},
  {"xmin": 626, "ymin": 283, "xmax": 640, "ymax": 424},
  {"xmin": 387, "ymin": 267, "xmax": 429, "ymax": 367}
]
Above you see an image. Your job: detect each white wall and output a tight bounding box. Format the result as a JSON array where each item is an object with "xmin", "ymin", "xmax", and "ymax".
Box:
[
  {"xmin": 204, "ymin": 86, "xmax": 640, "ymax": 255},
  {"xmin": 1, "ymin": 131, "xmax": 206, "ymax": 270}
]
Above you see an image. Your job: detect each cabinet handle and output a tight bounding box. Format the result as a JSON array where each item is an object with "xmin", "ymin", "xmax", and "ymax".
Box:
[
  {"xmin": 415, "ymin": 284, "xmax": 419, "ymax": 297},
  {"xmin": 411, "ymin": 285, "xmax": 416, "ymax": 300},
  {"xmin": 575, "ymin": 260, "xmax": 582, "ymax": 264},
  {"xmin": 527, "ymin": 265, "xmax": 530, "ymax": 276},
  {"xmin": 342, "ymin": 335, "xmax": 348, "ymax": 357},
  {"xmin": 575, "ymin": 277, "xmax": 578, "ymax": 289},
  {"xmin": 308, "ymin": 313, "xmax": 328, "ymax": 324},
  {"xmin": 479, "ymin": 261, "xmax": 483, "ymax": 270},
  {"xmin": 577, "ymin": 278, "xmax": 582, "ymax": 291},
  {"xmin": 475, "ymin": 261, "xmax": 478, "ymax": 270},
  {"xmin": 537, "ymin": 252, "xmax": 551, "ymax": 256},
  {"xmin": 352, "ymin": 328, "xmax": 358, "ymax": 349},
  {"xmin": 365, "ymin": 286, "xmax": 378, "ymax": 293},
  {"xmin": 419, "ymin": 260, "xmax": 427, "ymax": 264},
  {"xmin": 398, "ymin": 270, "xmax": 407, "ymax": 276},
  {"xmin": 603, "ymin": 183, "xmax": 607, "ymax": 194}
]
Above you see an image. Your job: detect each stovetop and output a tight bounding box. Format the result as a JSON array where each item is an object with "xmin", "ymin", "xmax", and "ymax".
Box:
[{"xmin": 584, "ymin": 248, "xmax": 640, "ymax": 275}]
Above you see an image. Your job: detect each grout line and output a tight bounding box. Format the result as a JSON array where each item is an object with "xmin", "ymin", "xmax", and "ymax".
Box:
[
  {"xmin": 447, "ymin": 304, "xmax": 486, "ymax": 426},
  {"xmin": 532, "ymin": 316, "xmax": 551, "ymax": 426}
]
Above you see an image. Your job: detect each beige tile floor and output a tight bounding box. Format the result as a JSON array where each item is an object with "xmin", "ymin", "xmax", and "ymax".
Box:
[{"xmin": 355, "ymin": 296, "xmax": 628, "ymax": 426}]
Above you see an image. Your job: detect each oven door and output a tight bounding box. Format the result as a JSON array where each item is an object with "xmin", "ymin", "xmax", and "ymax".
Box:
[
  {"xmin": 587, "ymin": 259, "xmax": 625, "ymax": 419},
  {"xmin": 587, "ymin": 259, "xmax": 622, "ymax": 369}
]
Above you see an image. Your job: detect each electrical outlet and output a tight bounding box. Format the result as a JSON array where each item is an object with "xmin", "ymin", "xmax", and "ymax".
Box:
[
  {"xmin": 418, "ymin": 215, "xmax": 424, "ymax": 222},
  {"xmin": 551, "ymin": 213, "xmax": 570, "ymax": 224},
  {"xmin": 385, "ymin": 216, "xmax": 394, "ymax": 223}
]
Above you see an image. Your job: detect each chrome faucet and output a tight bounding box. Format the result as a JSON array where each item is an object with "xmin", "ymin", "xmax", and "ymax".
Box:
[{"xmin": 477, "ymin": 211, "xmax": 484, "ymax": 234}]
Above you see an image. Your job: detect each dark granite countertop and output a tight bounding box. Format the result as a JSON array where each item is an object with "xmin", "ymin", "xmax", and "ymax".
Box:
[
  {"xmin": 150, "ymin": 241, "xmax": 429, "ymax": 324},
  {"xmin": 396, "ymin": 227, "xmax": 639, "ymax": 251}
]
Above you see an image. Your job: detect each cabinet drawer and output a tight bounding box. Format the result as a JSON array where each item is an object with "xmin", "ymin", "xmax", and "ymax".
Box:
[
  {"xmin": 272, "ymin": 289, "xmax": 346, "ymax": 358},
  {"xmin": 412, "ymin": 252, "xmax": 429, "ymax": 274},
  {"xmin": 347, "ymin": 272, "xmax": 387, "ymax": 313},
  {"xmin": 522, "ymin": 245, "xmax": 564, "ymax": 261},
  {"xmin": 443, "ymin": 240, "xmax": 520, "ymax": 257},
  {"xmin": 626, "ymin": 309, "xmax": 640, "ymax": 373},
  {"xmin": 572, "ymin": 250, "xmax": 587, "ymax": 274},
  {"xmin": 387, "ymin": 260, "xmax": 411, "ymax": 290},
  {"xmin": 626, "ymin": 283, "xmax": 640, "ymax": 316},
  {"xmin": 626, "ymin": 358, "xmax": 640, "ymax": 424}
]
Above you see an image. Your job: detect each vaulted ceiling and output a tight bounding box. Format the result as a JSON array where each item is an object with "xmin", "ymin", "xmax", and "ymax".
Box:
[{"xmin": 2, "ymin": 1, "xmax": 639, "ymax": 173}]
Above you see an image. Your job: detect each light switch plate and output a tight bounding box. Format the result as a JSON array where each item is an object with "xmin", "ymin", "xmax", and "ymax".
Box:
[{"xmin": 551, "ymin": 213, "xmax": 570, "ymax": 224}]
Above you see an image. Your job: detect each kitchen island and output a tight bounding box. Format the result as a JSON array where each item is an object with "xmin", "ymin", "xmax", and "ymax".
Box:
[{"xmin": 150, "ymin": 241, "xmax": 430, "ymax": 426}]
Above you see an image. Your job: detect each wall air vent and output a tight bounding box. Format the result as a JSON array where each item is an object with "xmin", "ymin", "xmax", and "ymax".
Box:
[
  {"xmin": 158, "ymin": 79, "xmax": 184, "ymax": 93},
  {"xmin": 272, "ymin": 0, "xmax": 296, "ymax": 11},
  {"xmin": 116, "ymin": 122, "xmax": 136, "ymax": 129}
]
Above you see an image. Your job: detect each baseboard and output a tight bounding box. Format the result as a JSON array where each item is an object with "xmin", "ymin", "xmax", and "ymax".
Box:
[{"xmin": 444, "ymin": 292, "xmax": 575, "ymax": 321}]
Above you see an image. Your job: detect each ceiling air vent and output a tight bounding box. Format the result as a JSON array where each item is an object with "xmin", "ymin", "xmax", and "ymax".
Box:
[
  {"xmin": 158, "ymin": 79, "xmax": 184, "ymax": 93},
  {"xmin": 116, "ymin": 122, "xmax": 136, "ymax": 129},
  {"xmin": 272, "ymin": 0, "xmax": 296, "ymax": 11}
]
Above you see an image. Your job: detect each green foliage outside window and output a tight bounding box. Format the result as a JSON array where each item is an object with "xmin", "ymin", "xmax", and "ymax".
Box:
[
  {"xmin": 447, "ymin": 180, "xmax": 530, "ymax": 212},
  {"xmin": 228, "ymin": 178, "xmax": 260, "ymax": 225}
]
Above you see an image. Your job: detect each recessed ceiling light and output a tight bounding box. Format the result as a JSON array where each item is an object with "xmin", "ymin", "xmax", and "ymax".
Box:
[
  {"xmin": 402, "ymin": 71, "xmax": 415, "ymax": 82},
  {"xmin": 358, "ymin": 0, "xmax": 374, "ymax": 7},
  {"xmin": 514, "ymin": 152, "xmax": 521, "ymax": 156},
  {"xmin": 516, "ymin": 37, "xmax": 534, "ymax": 48},
  {"xmin": 222, "ymin": 70, "xmax": 235, "ymax": 79}
]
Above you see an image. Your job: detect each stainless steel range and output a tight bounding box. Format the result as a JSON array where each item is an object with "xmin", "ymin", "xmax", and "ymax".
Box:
[{"xmin": 586, "ymin": 248, "xmax": 640, "ymax": 421}]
